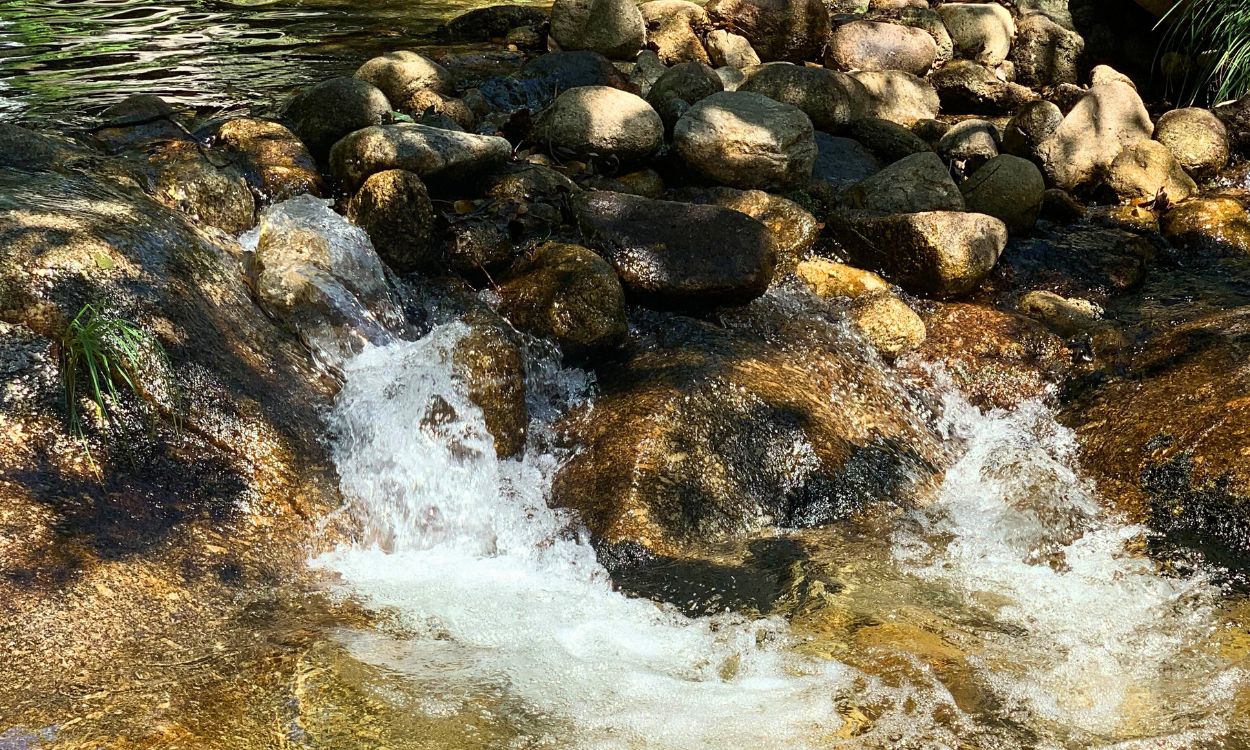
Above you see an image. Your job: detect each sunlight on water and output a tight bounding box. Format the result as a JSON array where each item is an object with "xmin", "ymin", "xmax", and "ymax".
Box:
[{"xmin": 312, "ymin": 301, "xmax": 1248, "ymax": 748}]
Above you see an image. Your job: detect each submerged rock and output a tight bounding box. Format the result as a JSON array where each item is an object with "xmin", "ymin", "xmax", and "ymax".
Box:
[
  {"xmin": 495, "ymin": 242, "xmax": 628, "ymax": 360},
  {"xmin": 1161, "ymin": 198, "xmax": 1250, "ymax": 256},
  {"xmin": 551, "ymin": 305, "xmax": 940, "ymax": 555},
  {"xmin": 329, "ymin": 124, "xmax": 513, "ymax": 191},
  {"xmin": 131, "ymin": 140, "xmax": 256, "ymax": 234},
  {"xmin": 673, "ymin": 90, "xmax": 817, "ymax": 190},
  {"xmin": 571, "ymin": 191, "xmax": 777, "ymax": 308},
  {"xmin": 451, "ymin": 311, "xmax": 529, "ymax": 458}
]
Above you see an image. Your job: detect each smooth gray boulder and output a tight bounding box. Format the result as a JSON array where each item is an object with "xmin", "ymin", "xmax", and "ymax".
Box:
[
  {"xmin": 550, "ymin": 0, "xmax": 647, "ymax": 59},
  {"xmin": 850, "ymin": 70, "xmax": 939, "ymax": 126},
  {"xmin": 355, "ymin": 51, "xmax": 453, "ymax": 103},
  {"xmin": 329, "ymin": 124, "xmax": 513, "ymax": 191},
  {"xmin": 960, "ymin": 154, "xmax": 1046, "ymax": 234},
  {"xmin": 532, "ymin": 85, "xmax": 664, "ymax": 162},
  {"xmin": 1037, "ymin": 79, "xmax": 1153, "ymax": 193},
  {"xmin": 826, "ymin": 19, "xmax": 938, "ymax": 75},
  {"xmin": 740, "ymin": 62, "xmax": 866, "ymax": 131}
]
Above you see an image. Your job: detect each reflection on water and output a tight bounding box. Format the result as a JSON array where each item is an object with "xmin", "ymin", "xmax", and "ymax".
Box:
[{"xmin": 0, "ymin": 0, "xmax": 537, "ymax": 125}]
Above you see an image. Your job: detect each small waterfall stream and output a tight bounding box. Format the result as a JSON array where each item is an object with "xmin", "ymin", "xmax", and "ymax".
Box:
[{"xmin": 309, "ymin": 318, "xmax": 1246, "ymax": 748}]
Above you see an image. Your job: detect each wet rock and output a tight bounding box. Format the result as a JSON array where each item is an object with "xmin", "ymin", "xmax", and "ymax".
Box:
[
  {"xmin": 345, "ymin": 170, "xmax": 438, "ymax": 273},
  {"xmin": 213, "ymin": 118, "xmax": 323, "ymax": 203},
  {"xmin": 841, "ymin": 151, "xmax": 964, "ymax": 214},
  {"xmin": 329, "ymin": 124, "xmax": 513, "ymax": 192},
  {"xmin": 849, "ymin": 70, "xmax": 938, "ymax": 126},
  {"xmin": 672, "ymin": 186, "xmax": 820, "ymax": 270},
  {"xmin": 1040, "ymin": 187, "xmax": 1086, "ymax": 223},
  {"xmin": 641, "ymin": 0, "xmax": 711, "ymax": 64},
  {"xmin": 444, "ymin": 216, "xmax": 516, "ymax": 273},
  {"xmin": 91, "ymin": 94, "xmax": 189, "ymax": 152},
  {"xmin": 906, "ymin": 302, "xmax": 1071, "ymax": 409},
  {"xmin": 452, "ymin": 312, "xmax": 529, "ymax": 458},
  {"xmin": 400, "ymin": 91, "xmax": 476, "ymax": 130},
  {"xmin": 795, "ymin": 258, "xmax": 892, "ymax": 298},
  {"xmin": 476, "ymin": 163, "xmax": 580, "ymax": 244},
  {"xmin": 282, "ymin": 77, "xmax": 391, "ymax": 160},
  {"xmin": 1017, "ymin": 289, "xmax": 1105, "ymax": 337},
  {"xmin": 355, "ymin": 51, "xmax": 453, "ymax": 104},
  {"xmin": 673, "ymin": 90, "xmax": 817, "ymax": 190},
  {"xmin": 992, "ymin": 225, "xmax": 1152, "ymax": 302},
  {"xmin": 1104, "ymin": 140, "xmax": 1197, "ymax": 205},
  {"xmin": 0, "ymin": 124, "xmax": 100, "ymax": 174},
  {"xmin": 585, "ymin": 168, "xmax": 666, "ymax": 197},
  {"xmin": 1214, "ymin": 94, "xmax": 1250, "ymax": 154},
  {"xmin": 441, "ymin": 5, "xmax": 550, "ymax": 41},
  {"xmin": 1009, "ymin": 13, "xmax": 1083, "ymax": 87},
  {"xmin": 845, "ymin": 117, "xmax": 931, "ymax": 162},
  {"xmin": 253, "ymin": 195, "xmax": 404, "ymax": 365},
  {"xmin": 961, "ymin": 155, "xmax": 1046, "ymax": 235},
  {"xmin": 705, "ymin": 29, "xmax": 761, "ymax": 68},
  {"xmin": 1001, "ymin": 100, "xmax": 1063, "ymax": 163},
  {"xmin": 532, "ymin": 86, "xmax": 664, "ymax": 163},
  {"xmin": 825, "ymin": 20, "xmax": 938, "ymax": 75},
  {"xmin": 812, "ymin": 132, "xmax": 882, "ymax": 190},
  {"xmin": 833, "ymin": 210, "xmax": 1007, "ymax": 298},
  {"xmin": 1037, "ymin": 79, "xmax": 1153, "ymax": 194},
  {"xmin": 929, "ymin": 60, "xmax": 1038, "ymax": 115},
  {"xmin": 1161, "ymin": 198, "xmax": 1250, "ymax": 257},
  {"xmin": 551, "ymin": 309, "xmax": 939, "ymax": 554},
  {"xmin": 645, "ymin": 61, "xmax": 724, "ymax": 133},
  {"xmin": 938, "ymin": 2, "xmax": 1016, "ymax": 67},
  {"xmin": 1066, "ymin": 307, "xmax": 1250, "ymax": 564},
  {"xmin": 496, "ymin": 241, "xmax": 628, "ymax": 360},
  {"xmin": 133, "ymin": 140, "xmax": 256, "ymax": 234},
  {"xmin": 550, "ymin": 0, "xmax": 646, "ymax": 59},
  {"xmin": 1153, "ymin": 107, "xmax": 1230, "ymax": 179},
  {"xmin": 847, "ymin": 292, "xmax": 927, "ymax": 358},
  {"xmin": 571, "ymin": 190, "xmax": 777, "ymax": 307},
  {"xmin": 704, "ymin": 0, "xmax": 831, "ymax": 63},
  {"xmin": 936, "ymin": 118, "xmax": 1000, "ymax": 176},
  {"xmin": 739, "ymin": 63, "xmax": 865, "ymax": 131}
]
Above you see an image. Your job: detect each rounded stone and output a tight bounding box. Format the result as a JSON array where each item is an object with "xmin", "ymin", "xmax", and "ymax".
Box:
[
  {"xmin": 346, "ymin": 169, "xmax": 439, "ymax": 273},
  {"xmin": 533, "ymin": 85, "xmax": 664, "ymax": 162},
  {"xmin": 282, "ymin": 77, "xmax": 392, "ymax": 159},
  {"xmin": 550, "ymin": 0, "xmax": 646, "ymax": 60},
  {"xmin": 640, "ymin": 0, "xmax": 711, "ymax": 64},
  {"xmin": 961, "ymin": 154, "xmax": 1046, "ymax": 234},
  {"xmin": 1104, "ymin": 139, "xmax": 1198, "ymax": 205},
  {"xmin": 355, "ymin": 51, "xmax": 453, "ymax": 103},
  {"xmin": 739, "ymin": 62, "xmax": 866, "ymax": 131},
  {"xmin": 826, "ymin": 19, "xmax": 938, "ymax": 75},
  {"xmin": 1153, "ymin": 107, "xmax": 1230, "ymax": 178},
  {"xmin": 673, "ymin": 90, "xmax": 817, "ymax": 190},
  {"xmin": 938, "ymin": 2, "xmax": 1016, "ymax": 67}
]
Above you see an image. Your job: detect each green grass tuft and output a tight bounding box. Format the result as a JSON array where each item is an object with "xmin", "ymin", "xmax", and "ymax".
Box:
[
  {"xmin": 1159, "ymin": 0, "xmax": 1250, "ymax": 105},
  {"xmin": 60, "ymin": 304, "xmax": 172, "ymax": 439}
]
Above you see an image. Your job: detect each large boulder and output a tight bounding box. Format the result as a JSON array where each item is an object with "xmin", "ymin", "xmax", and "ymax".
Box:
[
  {"xmin": 329, "ymin": 124, "xmax": 513, "ymax": 191},
  {"xmin": 1066, "ymin": 307, "xmax": 1250, "ymax": 567},
  {"xmin": 1009, "ymin": 13, "xmax": 1084, "ymax": 87},
  {"xmin": 929, "ymin": 60, "xmax": 1038, "ymax": 115},
  {"xmin": 355, "ymin": 51, "xmax": 453, "ymax": 103},
  {"xmin": 496, "ymin": 242, "xmax": 627, "ymax": 360},
  {"xmin": 551, "ymin": 308, "xmax": 941, "ymax": 555},
  {"xmin": 842, "ymin": 151, "xmax": 964, "ymax": 214},
  {"xmin": 1037, "ymin": 79, "xmax": 1153, "ymax": 194},
  {"xmin": 550, "ymin": 0, "xmax": 646, "ymax": 59},
  {"xmin": 282, "ymin": 77, "xmax": 391, "ymax": 160},
  {"xmin": 571, "ymin": 191, "xmax": 777, "ymax": 307},
  {"xmin": 739, "ymin": 63, "xmax": 865, "ymax": 131},
  {"xmin": 214, "ymin": 118, "xmax": 323, "ymax": 203},
  {"xmin": 704, "ymin": 0, "xmax": 831, "ymax": 63},
  {"xmin": 960, "ymin": 155, "xmax": 1045, "ymax": 235},
  {"xmin": 1153, "ymin": 107, "xmax": 1230, "ymax": 178},
  {"xmin": 833, "ymin": 210, "xmax": 1008, "ymax": 298},
  {"xmin": 645, "ymin": 61, "xmax": 724, "ymax": 132},
  {"xmin": 91, "ymin": 94, "xmax": 189, "ymax": 153},
  {"xmin": 825, "ymin": 19, "xmax": 938, "ymax": 75},
  {"xmin": 1104, "ymin": 139, "xmax": 1198, "ymax": 205},
  {"xmin": 345, "ymin": 170, "xmax": 439, "ymax": 273},
  {"xmin": 849, "ymin": 70, "xmax": 939, "ymax": 126},
  {"xmin": 673, "ymin": 90, "xmax": 817, "ymax": 190},
  {"xmin": 532, "ymin": 86, "xmax": 663, "ymax": 162},
  {"xmin": 938, "ymin": 1, "xmax": 1016, "ymax": 67},
  {"xmin": 640, "ymin": 0, "xmax": 711, "ymax": 64}
]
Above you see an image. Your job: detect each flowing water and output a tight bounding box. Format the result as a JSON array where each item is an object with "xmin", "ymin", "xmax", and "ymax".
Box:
[
  {"xmin": 0, "ymin": 0, "xmax": 531, "ymax": 125},
  {"xmin": 304, "ymin": 296, "xmax": 1250, "ymax": 748}
]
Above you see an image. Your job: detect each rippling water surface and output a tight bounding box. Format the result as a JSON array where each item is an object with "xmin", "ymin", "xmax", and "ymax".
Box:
[{"xmin": 0, "ymin": 0, "xmax": 527, "ymax": 124}]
